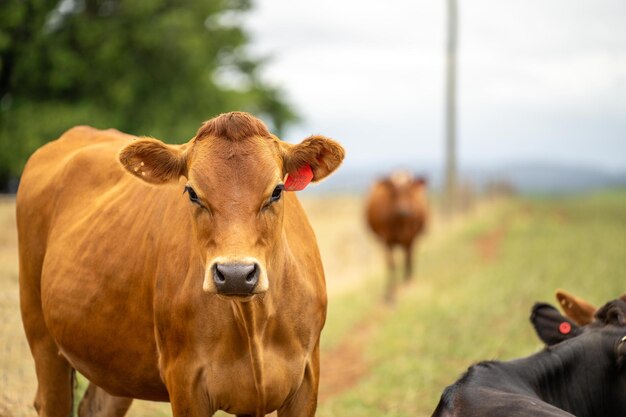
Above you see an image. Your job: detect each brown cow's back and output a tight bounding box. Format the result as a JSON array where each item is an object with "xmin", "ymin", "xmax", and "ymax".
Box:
[{"xmin": 17, "ymin": 126, "xmax": 327, "ymax": 406}]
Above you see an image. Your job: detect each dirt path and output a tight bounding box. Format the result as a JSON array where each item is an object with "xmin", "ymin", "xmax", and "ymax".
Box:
[
  {"xmin": 472, "ymin": 207, "xmax": 516, "ymax": 264},
  {"xmin": 474, "ymin": 225, "xmax": 507, "ymax": 263},
  {"xmin": 0, "ymin": 198, "xmax": 37, "ymax": 417},
  {"xmin": 318, "ymin": 307, "xmax": 387, "ymax": 402}
]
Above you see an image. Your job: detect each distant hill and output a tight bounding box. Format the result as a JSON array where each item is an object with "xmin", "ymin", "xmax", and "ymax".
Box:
[
  {"xmin": 468, "ymin": 162, "xmax": 626, "ymax": 194},
  {"xmin": 308, "ymin": 161, "xmax": 626, "ymax": 195}
]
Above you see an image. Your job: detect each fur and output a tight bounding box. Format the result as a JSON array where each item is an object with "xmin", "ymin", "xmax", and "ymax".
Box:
[{"xmin": 195, "ymin": 111, "xmax": 271, "ymax": 142}]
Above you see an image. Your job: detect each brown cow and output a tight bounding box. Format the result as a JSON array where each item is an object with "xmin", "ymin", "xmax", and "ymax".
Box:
[
  {"xmin": 365, "ymin": 171, "xmax": 428, "ymax": 302},
  {"xmin": 16, "ymin": 112, "xmax": 344, "ymax": 417}
]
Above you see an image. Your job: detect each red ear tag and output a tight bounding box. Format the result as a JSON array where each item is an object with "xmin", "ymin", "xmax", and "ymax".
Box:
[
  {"xmin": 284, "ymin": 164, "xmax": 313, "ymax": 191},
  {"xmin": 559, "ymin": 322, "xmax": 571, "ymax": 335}
]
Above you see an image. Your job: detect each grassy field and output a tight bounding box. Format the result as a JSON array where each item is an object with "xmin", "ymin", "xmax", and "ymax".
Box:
[
  {"xmin": 318, "ymin": 191, "xmax": 626, "ymax": 417},
  {"xmin": 1, "ymin": 190, "xmax": 625, "ymax": 417}
]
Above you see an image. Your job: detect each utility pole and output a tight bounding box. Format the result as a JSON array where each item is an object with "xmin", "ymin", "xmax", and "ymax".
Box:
[{"xmin": 444, "ymin": 0, "xmax": 458, "ymax": 214}]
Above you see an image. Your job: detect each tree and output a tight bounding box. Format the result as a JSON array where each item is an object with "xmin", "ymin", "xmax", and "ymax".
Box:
[{"xmin": 0, "ymin": 0, "xmax": 298, "ymax": 190}]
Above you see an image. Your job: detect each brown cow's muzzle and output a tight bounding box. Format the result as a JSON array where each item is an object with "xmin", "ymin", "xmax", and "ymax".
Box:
[{"xmin": 211, "ymin": 262, "xmax": 260, "ymax": 296}]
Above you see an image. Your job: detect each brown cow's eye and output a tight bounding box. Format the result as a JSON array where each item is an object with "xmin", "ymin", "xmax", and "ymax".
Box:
[
  {"xmin": 184, "ymin": 185, "xmax": 201, "ymax": 206},
  {"xmin": 262, "ymin": 184, "xmax": 284, "ymax": 211},
  {"xmin": 270, "ymin": 184, "xmax": 284, "ymax": 203}
]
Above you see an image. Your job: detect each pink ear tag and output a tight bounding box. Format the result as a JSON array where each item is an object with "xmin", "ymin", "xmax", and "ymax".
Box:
[{"xmin": 284, "ymin": 164, "xmax": 313, "ymax": 191}]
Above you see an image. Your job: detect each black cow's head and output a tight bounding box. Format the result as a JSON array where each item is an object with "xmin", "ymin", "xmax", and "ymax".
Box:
[
  {"xmin": 594, "ymin": 299, "xmax": 626, "ymax": 371},
  {"xmin": 532, "ymin": 298, "xmax": 626, "ymax": 394},
  {"xmin": 532, "ymin": 298, "xmax": 626, "ymax": 415},
  {"xmin": 532, "ymin": 298, "xmax": 626, "ymax": 345}
]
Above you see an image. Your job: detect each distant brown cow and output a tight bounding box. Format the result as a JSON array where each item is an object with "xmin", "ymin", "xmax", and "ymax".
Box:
[
  {"xmin": 365, "ymin": 171, "xmax": 428, "ymax": 302},
  {"xmin": 17, "ymin": 112, "xmax": 344, "ymax": 417}
]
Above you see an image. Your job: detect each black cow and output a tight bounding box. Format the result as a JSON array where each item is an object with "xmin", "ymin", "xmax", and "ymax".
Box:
[{"xmin": 432, "ymin": 299, "xmax": 626, "ymax": 417}]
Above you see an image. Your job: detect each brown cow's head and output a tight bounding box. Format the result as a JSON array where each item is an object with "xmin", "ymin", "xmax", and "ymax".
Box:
[
  {"xmin": 118, "ymin": 112, "xmax": 344, "ymax": 298},
  {"xmin": 380, "ymin": 171, "xmax": 428, "ymax": 216}
]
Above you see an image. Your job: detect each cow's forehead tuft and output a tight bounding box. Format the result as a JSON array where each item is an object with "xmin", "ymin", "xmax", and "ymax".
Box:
[
  {"xmin": 390, "ymin": 170, "xmax": 413, "ymax": 186},
  {"xmin": 195, "ymin": 111, "xmax": 271, "ymax": 142}
]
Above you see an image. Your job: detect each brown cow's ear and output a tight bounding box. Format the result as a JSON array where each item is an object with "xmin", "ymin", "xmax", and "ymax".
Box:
[
  {"xmin": 119, "ymin": 138, "xmax": 188, "ymax": 184},
  {"xmin": 556, "ymin": 289, "xmax": 597, "ymax": 326},
  {"xmin": 282, "ymin": 135, "xmax": 345, "ymax": 183}
]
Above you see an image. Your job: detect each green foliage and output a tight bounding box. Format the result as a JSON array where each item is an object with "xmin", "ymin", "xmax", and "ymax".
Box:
[{"xmin": 0, "ymin": 0, "xmax": 298, "ymax": 187}]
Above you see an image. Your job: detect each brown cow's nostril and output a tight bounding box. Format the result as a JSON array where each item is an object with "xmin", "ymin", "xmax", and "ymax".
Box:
[
  {"xmin": 215, "ymin": 267, "xmax": 226, "ymax": 283},
  {"xmin": 245, "ymin": 264, "xmax": 258, "ymax": 283},
  {"xmin": 213, "ymin": 262, "xmax": 259, "ymax": 295}
]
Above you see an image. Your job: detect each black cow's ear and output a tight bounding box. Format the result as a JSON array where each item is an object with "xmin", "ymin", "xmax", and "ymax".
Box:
[{"xmin": 530, "ymin": 302, "xmax": 581, "ymax": 346}]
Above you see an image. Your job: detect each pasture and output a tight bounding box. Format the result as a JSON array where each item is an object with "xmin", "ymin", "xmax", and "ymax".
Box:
[{"xmin": 1, "ymin": 190, "xmax": 625, "ymax": 417}]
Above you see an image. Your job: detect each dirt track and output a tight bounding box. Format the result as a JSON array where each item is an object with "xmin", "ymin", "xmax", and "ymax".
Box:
[{"xmin": 0, "ymin": 198, "xmax": 36, "ymax": 417}]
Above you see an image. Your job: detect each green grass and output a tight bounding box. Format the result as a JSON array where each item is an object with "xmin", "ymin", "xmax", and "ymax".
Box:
[
  {"xmin": 317, "ymin": 190, "xmax": 626, "ymax": 417},
  {"xmin": 321, "ymin": 276, "xmax": 384, "ymax": 351}
]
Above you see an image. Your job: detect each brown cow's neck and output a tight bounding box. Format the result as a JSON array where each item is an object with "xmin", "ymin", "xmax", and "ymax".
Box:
[
  {"xmin": 226, "ymin": 239, "xmax": 288, "ymax": 416},
  {"xmin": 231, "ymin": 298, "xmax": 269, "ymax": 416},
  {"xmin": 230, "ymin": 297, "xmax": 273, "ymax": 417}
]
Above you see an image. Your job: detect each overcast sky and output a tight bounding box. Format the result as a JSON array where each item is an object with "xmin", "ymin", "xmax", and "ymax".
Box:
[{"xmin": 243, "ymin": 0, "xmax": 626, "ymax": 172}]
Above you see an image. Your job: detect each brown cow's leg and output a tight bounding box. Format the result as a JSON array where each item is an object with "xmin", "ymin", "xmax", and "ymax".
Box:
[
  {"xmin": 21, "ymin": 263, "xmax": 74, "ymax": 417},
  {"xmin": 78, "ymin": 383, "xmax": 133, "ymax": 417},
  {"xmin": 277, "ymin": 346, "xmax": 320, "ymax": 417},
  {"xmin": 384, "ymin": 246, "xmax": 396, "ymax": 303},
  {"xmin": 170, "ymin": 395, "xmax": 213, "ymax": 417},
  {"xmin": 170, "ymin": 394, "xmax": 216, "ymax": 417},
  {"xmin": 27, "ymin": 334, "xmax": 75, "ymax": 417},
  {"xmin": 166, "ymin": 367, "xmax": 215, "ymax": 417},
  {"xmin": 403, "ymin": 242, "xmax": 415, "ymax": 282}
]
